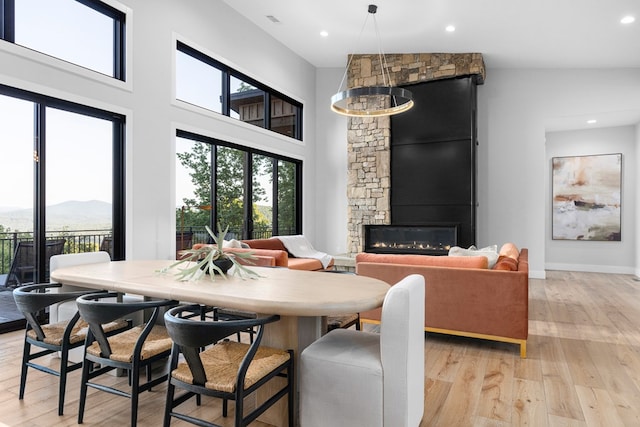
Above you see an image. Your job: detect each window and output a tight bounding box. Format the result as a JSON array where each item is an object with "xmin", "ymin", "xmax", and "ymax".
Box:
[
  {"xmin": 229, "ymin": 76, "xmax": 264, "ymax": 129},
  {"xmin": 176, "ymin": 41, "xmax": 303, "ymax": 140},
  {"xmin": 270, "ymin": 95, "xmax": 299, "ymax": 138},
  {"xmin": 176, "ymin": 49, "xmax": 222, "ymax": 113},
  {"xmin": 0, "ymin": 84, "xmax": 126, "ymax": 288},
  {"xmin": 1, "ymin": 0, "xmax": 126, "ymax": 79},
  {"xmin": 176, "ymin": 130, "xmax": 302, "ymax": 242}
]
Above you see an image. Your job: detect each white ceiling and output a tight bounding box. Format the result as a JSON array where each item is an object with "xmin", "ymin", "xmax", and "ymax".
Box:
[
  {"xmin": 223, "ymin": 0, "xmax": 640, "ymax": 131},
  {"xmin": 222, "ymin": 0, "xmax": 639, "ymax": 69}
]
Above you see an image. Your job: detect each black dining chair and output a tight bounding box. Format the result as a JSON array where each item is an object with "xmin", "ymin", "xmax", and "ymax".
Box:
[
  {"xmin": 12, "ymin": 283, "xmax": 128, "ymax": 415},
  {"xmin": 75, "ymin": 293, "xmax": 178, "ymax": 427},
  {"xmin": 163, "ymin": 304, "xmax": 294, "ymax": 427}
]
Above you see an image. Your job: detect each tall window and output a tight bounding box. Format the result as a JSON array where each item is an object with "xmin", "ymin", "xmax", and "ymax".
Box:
[
  {"xmin": 0, "ymin": 85, "xmax": 126, "ymax": 287},
  {"xmin": 175, "ymin": 41, "xmax": 303, "ymax": 140},
  {"xmin": 176, "ymin": 130, "xmax": 301, "ymax": 245},
  {"xmin": 1, "ymin": 0, "xmax": 126, "ymax": 79}
]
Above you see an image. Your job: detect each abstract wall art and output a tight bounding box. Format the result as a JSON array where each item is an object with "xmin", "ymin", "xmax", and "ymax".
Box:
[{"xmin": 552, "ymin": 153, "xmax": 622, "ymax": 241}]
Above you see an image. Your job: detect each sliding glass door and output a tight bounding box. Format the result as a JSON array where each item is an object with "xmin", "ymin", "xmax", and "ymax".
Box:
[
  {"xmin": 0, "ymin": 86, "xmax": 125, "ymax": 290},
  {"xmin": 0, "ymin": 94, "xmax": 35, "ymax": 283}
]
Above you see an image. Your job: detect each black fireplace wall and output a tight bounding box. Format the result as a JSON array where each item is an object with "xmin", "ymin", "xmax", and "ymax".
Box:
[{"xmin": 390, "ymin": 76, "xmax": 478, "ymax": 249}]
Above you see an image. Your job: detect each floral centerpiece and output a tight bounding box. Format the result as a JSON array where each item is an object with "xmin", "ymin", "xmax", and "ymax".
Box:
[{"xmin": 161, "ymin": 225, "xmax": 261, "ymax": 281}]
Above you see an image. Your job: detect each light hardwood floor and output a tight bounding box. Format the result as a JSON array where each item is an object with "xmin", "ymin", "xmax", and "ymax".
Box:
[{"xmin": 0, "ymin": 271, "xmax": 639, "ymax": 426}]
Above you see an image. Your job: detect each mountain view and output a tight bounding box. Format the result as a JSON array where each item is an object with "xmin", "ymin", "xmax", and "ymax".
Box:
[{"xmin": 0, "ymin": 200, "xmax": 112, "ymax": 232}]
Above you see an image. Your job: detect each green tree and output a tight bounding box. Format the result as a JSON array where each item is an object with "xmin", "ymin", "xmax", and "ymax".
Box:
[
  {"xmin": 177, "ymin": 142, "xmax": 212, "ymax": 229},
  {"xmin": 277, "ymin": 160, "xmax": 297, "ymax": 234},
  {"xmin": 236, "ymin": 82, "xmax": 255, "ymax": 93},
  {"xmin": 176, "ymin": 141, "xmax": 271, "ymax": 238}
]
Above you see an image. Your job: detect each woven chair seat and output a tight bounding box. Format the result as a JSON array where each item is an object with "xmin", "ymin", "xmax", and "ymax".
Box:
[
  {"xmin": 86, "ymin": 324, "xmax": 172, "ymax": 362},
  {"xmin": 327, "ymin": 313, "xmax": 360, "ymax": 331},
  {"xmin": 28, "ymin": 318, "xmax": 128, "ymax": 346},
  {"xmin": 171, "ymin": 341, "xmax": 291, "ymax": 393}
]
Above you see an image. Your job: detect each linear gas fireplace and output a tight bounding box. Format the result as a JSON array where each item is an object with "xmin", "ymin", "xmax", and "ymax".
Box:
[{"xmin": 364, "ymin": 224, "xmax": 458, "ymax": 256}]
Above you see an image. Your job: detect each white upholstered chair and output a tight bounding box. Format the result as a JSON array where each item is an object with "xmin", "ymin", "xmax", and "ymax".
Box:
[
  {"xmin": 300, "ymin": 274, "xmax": 425, "ymax": 427},
  {"xmin": 49, "ymin": 251, "xmax": 112, "ymax": 323}
]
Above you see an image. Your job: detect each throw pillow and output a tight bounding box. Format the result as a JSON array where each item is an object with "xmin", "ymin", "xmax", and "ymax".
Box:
[
  {"xmin": 448, "ymin": 244, "xmax": 499, "ymax": 268},
  {"xmin": 222, "ymin": 239, "xmax": 243, "ymax": 249},
  {"xmin": 499, "ymin": 243, "xmax": 519, "ymax": 261},
  {"xmin": 493, "ymin": 255, "xmax": 518, "ymax": 271}
]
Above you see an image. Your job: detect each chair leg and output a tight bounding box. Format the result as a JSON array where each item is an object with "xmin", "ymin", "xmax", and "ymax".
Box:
[
  {"xmin": 131, "ymin": 365, "xmax": 140, "ymax": 427},
  {"xmin": 163, "ymin": 380, "xmax": 175, "ymax": 427},
  {"xmin": 78, "ymin": 359, "xmax": 91, "ymax": 424},
  {"xmin": 18, "ymin": 340, "xmax": 30, "ymax": 400},
  {"xmin": 287, "ymin": 356, "xmax": 294, "ymax": 427},
  {"xmin": 234, "ymin": 393, "xmax": 244, "ymax": 427},
  {"xmin": 58, "ymin": 348, "xmax": 70, "ymax": 416}
]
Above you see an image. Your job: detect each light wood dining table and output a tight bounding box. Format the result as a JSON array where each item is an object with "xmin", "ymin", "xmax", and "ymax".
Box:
[{"xmin": 51, "ymin": 259, "xmax": 390, "ymax": 427}]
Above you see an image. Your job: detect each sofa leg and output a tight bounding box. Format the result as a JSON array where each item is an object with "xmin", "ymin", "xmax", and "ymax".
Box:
[{"xmin": 520, "ymin": 340, "xmax": 527, "ymax": 359}]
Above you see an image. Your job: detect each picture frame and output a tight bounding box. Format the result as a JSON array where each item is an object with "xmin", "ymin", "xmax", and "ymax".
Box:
[{"xmin": 551, "ymin": 153, "xmax": 622, "ymax": 241}]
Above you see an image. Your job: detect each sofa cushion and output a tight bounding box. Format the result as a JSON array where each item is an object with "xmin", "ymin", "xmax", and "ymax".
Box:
[
  {"xmin": 243, "ymin": 238, "xmax": 288, "ymax": 252},
  {"xmin": 355, "ymin": 253, "xmax": 488, "ymax": 269},
  {"xmin": 224, "ymin": 248, "xmax": 288, "ymax": 267},
  {"xmin": 448, "ymin": 245, "xmax": 499, "ymax": 268},
  {"xmin": 287, "ymin": 257, "xmax": 334, "ymax": 271},
  {"xmin": 234, "ymin": 254, "xmax": 276, "ymax": 267}
]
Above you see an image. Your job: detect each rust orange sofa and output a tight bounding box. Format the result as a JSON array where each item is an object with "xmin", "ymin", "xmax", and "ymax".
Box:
[
  {"xmin": 239, "ymin": 238, "xmax": 334, "ymax": 271},
  {"xmin": 355, "ymin": 244, "xmax": 529, "ymax": 357},
  {"xmin": 192, "ymin": 238, "xmax": 334, "ymax": 271}
]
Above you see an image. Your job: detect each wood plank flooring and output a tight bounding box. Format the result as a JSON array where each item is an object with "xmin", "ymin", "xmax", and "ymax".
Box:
[{"xmin": 0, "ymin": 271, "xmax": 638, "ymax": 426}]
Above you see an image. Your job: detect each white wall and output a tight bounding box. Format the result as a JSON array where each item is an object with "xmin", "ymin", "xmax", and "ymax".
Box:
[
  {"xmin": 313, "ymin": 69, "xmax": 349, "ymax": 254},
  {"xmin": 315, "ymin": 68, "xmax": 640, "ymax": 278},
  {"xmin": 637, "ymin": 124, "xmax": 640, "ymax": 278},
  {"xmin": 478, "ymin": 69, "xmax": 640, "ymax": 278},
  {"xmin": 545, "ymin": 126, "xmax": 636, "ymax": 273},
  {"xmin": 0, "ymin": 0, "xmax": 318, "ymax": 260}
]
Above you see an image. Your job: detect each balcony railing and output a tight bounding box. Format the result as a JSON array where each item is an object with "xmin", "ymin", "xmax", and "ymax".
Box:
[
  {"xmin": 1, "ymin": 226, "xmax": 294, "ymax": 276},
  {"xmin": 0, "ymin": 230, "xmax": 113, "ymax": 276}
]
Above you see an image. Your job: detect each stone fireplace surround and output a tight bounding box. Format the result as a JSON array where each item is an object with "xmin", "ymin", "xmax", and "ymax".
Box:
[{"xmin": 346, "ymin": 53, "xmax": 486, "ymax": 255}]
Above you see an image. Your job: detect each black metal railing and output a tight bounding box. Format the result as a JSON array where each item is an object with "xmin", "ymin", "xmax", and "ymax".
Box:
[
  {"xmin": 2, "ymin": 226, "xmax": 297, "ymax": 275},
  {"xmin": 0, "ymin": 230, "xmax": 112, "ymax": 275}
]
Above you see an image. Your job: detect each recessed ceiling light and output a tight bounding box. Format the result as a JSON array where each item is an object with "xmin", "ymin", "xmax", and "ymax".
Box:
[
  {"xmin": 320, "ymin": 30, "xmax": 329, "ymax": 37},
  {"xmin": 621, "ymin": 15, "xmax": 635, "ymax": 24},
  {"xmin": 445, "ymin": 25, "xmax": 456, "ymax": 32},
  {"xmin": 587, "ymin": 119, "xmax": 597, "ymax": 124}
]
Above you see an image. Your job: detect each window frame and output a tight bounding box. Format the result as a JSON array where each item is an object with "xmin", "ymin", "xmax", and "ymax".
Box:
[
  {"xmin": 176, "ymin": 129, "xmax": 302, "ymax": 239},
  {"xmin": 1, "ymin": 0, "xmax": 126, "ymax": 80},
  {"xmin": 176, "ymin": 41, "xmax": 303, "ymax": 141}
]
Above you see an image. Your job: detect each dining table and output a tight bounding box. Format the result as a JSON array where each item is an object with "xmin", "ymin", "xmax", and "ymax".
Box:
[{"xmin": 51, "ymin": 259, "xmax": 390, "ymax": 427}]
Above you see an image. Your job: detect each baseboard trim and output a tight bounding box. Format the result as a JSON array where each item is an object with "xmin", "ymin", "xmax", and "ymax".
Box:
[{"xmin": 545, "ymin": 263, "xmax": 636, "ymax": 275}]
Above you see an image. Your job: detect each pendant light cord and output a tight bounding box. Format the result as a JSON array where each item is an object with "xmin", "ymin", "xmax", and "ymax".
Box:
[
  {"xmin": 336, "ymin": 9, "xmax": 373, "ymax": 93},
  {"xmin": 372, "ymin": 13, "xmax": 391, "ymax": 87}
]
